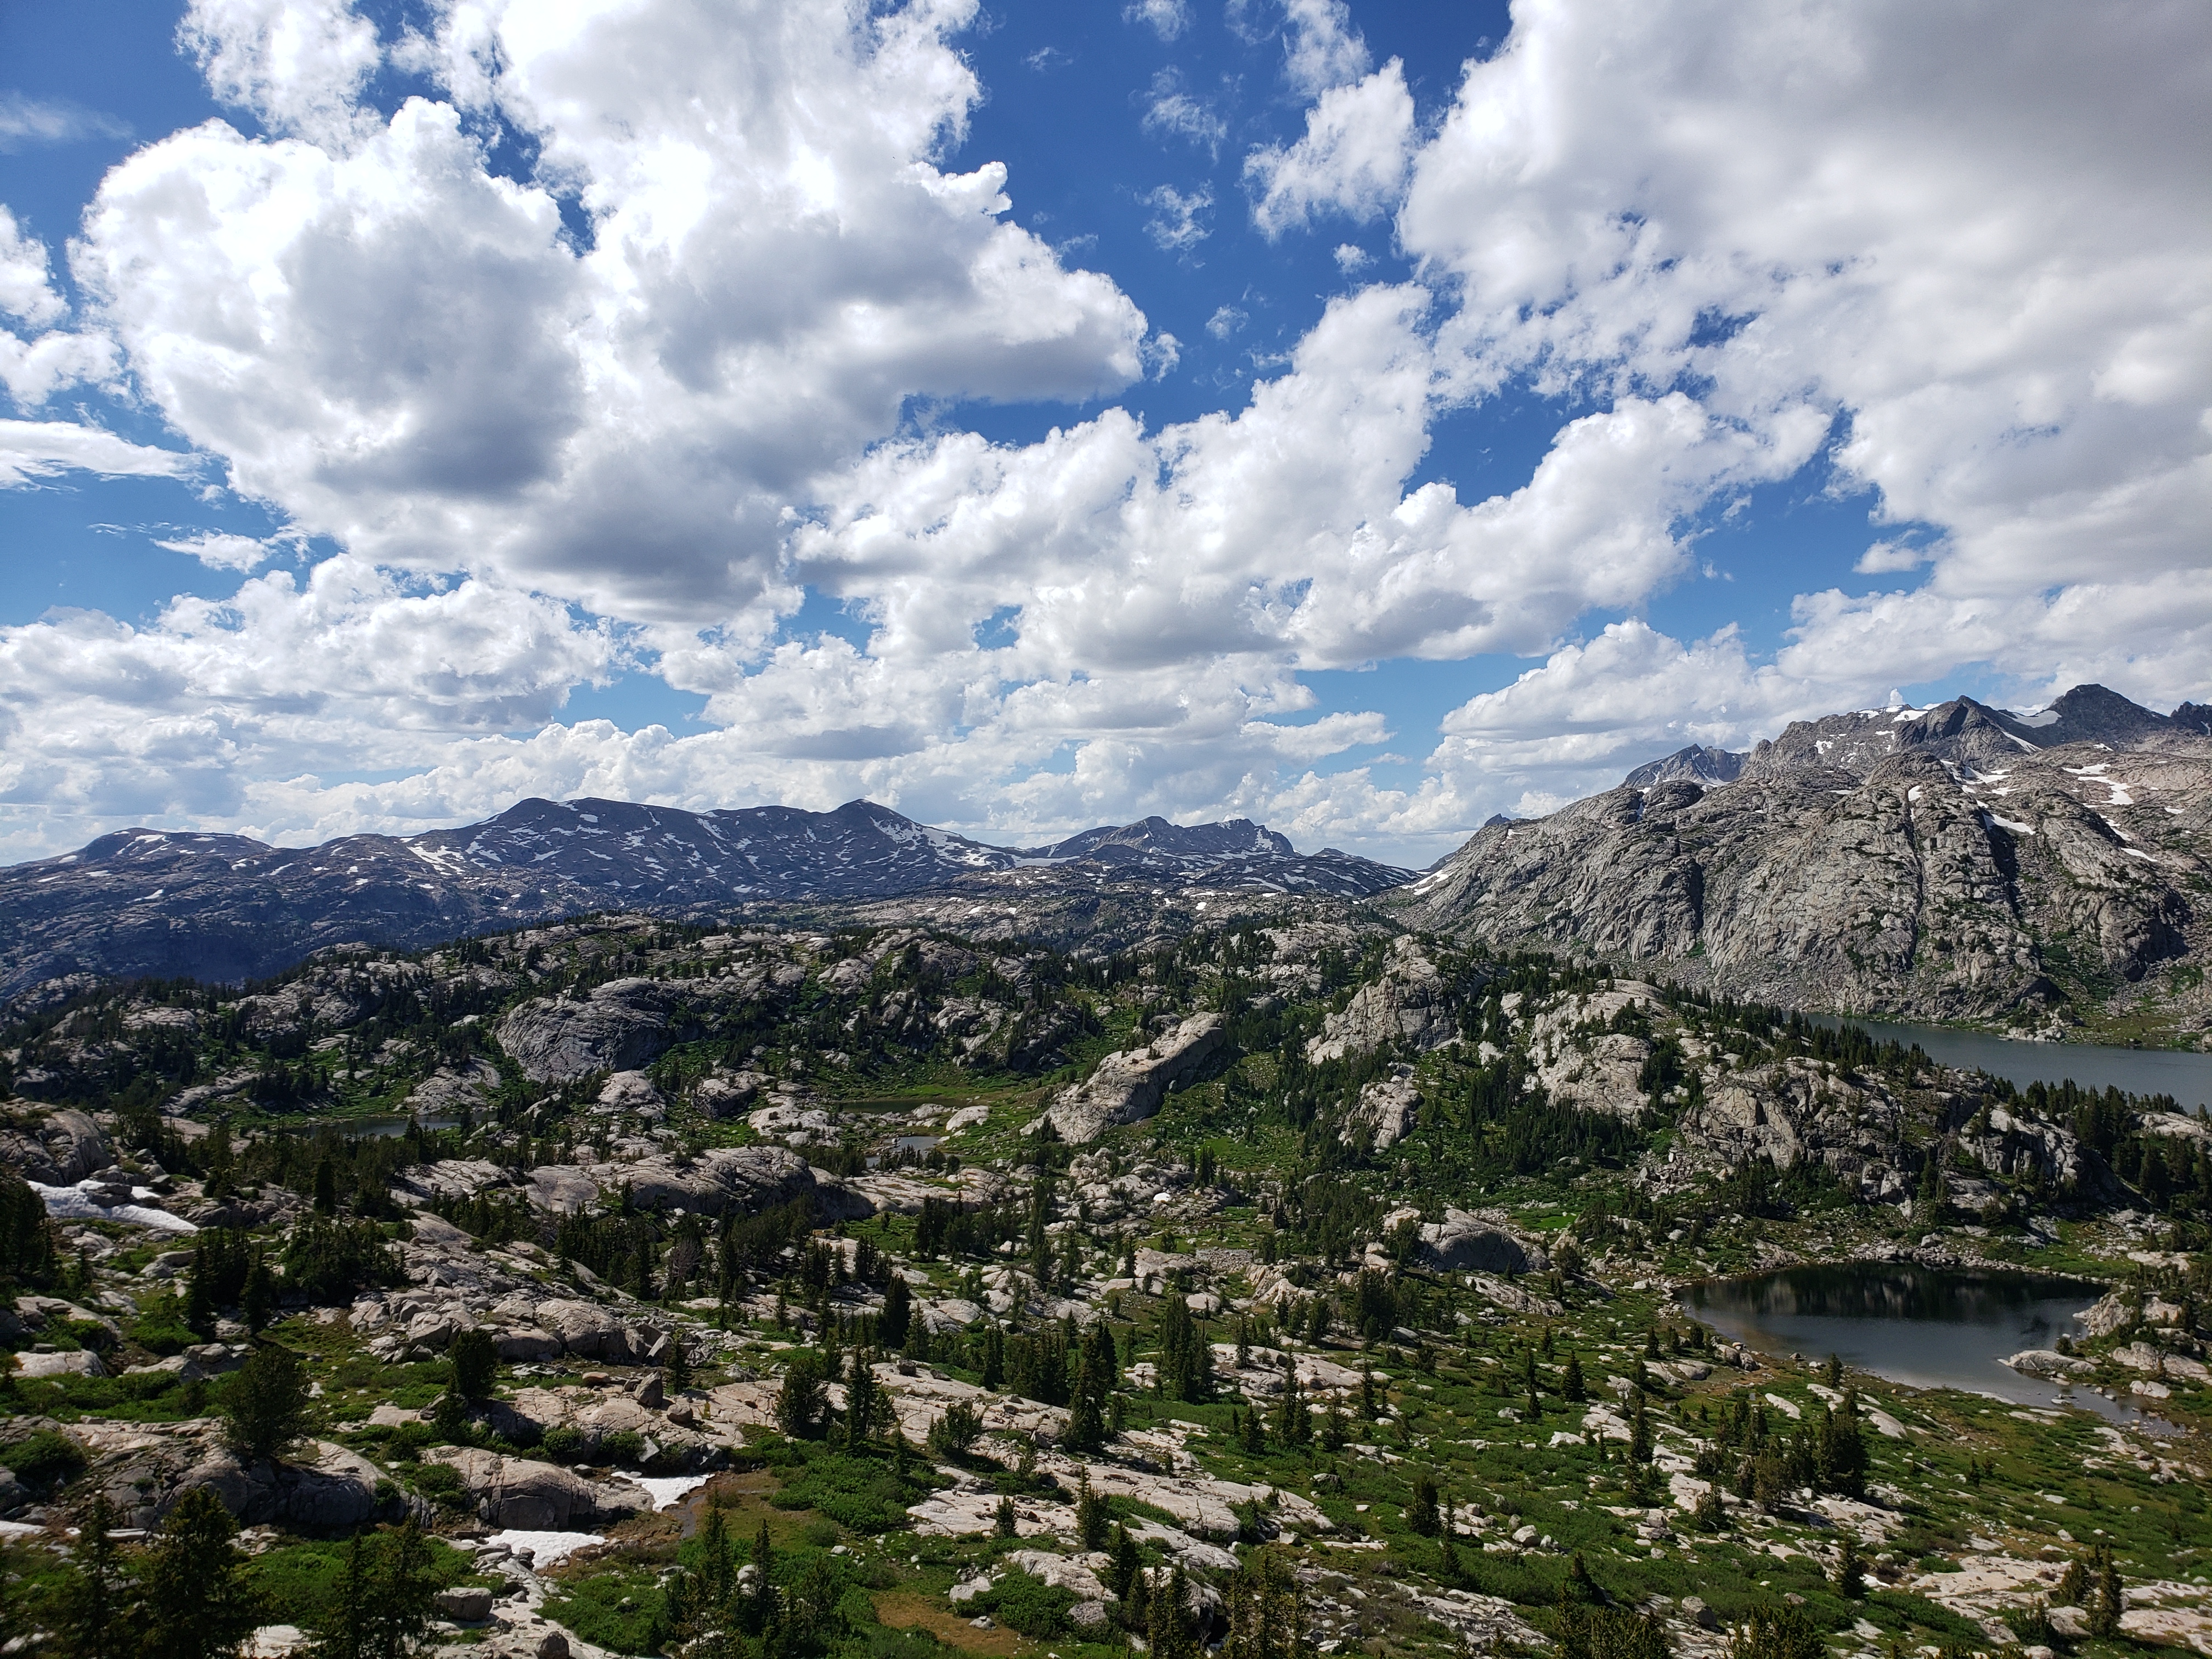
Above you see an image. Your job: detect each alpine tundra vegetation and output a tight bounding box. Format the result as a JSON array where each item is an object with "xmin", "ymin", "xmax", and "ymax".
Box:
[{"xmin": 2, "ymin": 804, "xmax": 2209, "ymax": 1656}]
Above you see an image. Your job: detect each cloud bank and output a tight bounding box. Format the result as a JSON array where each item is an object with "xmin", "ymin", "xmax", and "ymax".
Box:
[{"xmin": 0, "ymin": 0, "xmax": 2204, "ymax": 866}]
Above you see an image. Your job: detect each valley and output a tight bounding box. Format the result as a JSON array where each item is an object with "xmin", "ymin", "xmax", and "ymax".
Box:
[{"xmin": 3, "ymin": 906, "xmax": 2209, "ymax": 1659}]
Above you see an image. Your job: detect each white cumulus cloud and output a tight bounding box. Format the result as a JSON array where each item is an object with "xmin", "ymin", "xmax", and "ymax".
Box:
[{"xmin": 1246, "ymin": 60, "xmax": 1414, "ymax": 236}]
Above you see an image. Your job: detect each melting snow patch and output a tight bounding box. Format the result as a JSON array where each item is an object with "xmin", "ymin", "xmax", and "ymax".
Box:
[
  {"xmin": 634, "ymin": 1476, "xmax": 710, "ymax": 1510},
  {"xmin": 487, "ymin": 1530, "xmax": 603, "ymax": 1566},
  {"xmin": 1987, "ymin": 814, "xmax": 2034, "ymax": 836},
  {"xmin": 32, "ymin": 1181, "xmax": 197, "ymax": 1233}
]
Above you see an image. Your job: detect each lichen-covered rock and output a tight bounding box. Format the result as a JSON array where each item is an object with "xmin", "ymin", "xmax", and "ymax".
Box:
[
  {"xmin": 422, "ymin": 1447, "xmax": 648, "ymax": 1529},
  {"xmin": 596, "ymin": 1070, "xmax": 665, "ymax": 1116},
  {"xmin": 495, "ymin": 978, "xmax": 683, "ymax": 1082},
  {"xmin": 13, "ymin": 1350, "xmax": 106, "ymax": 1379},
  {"xmin": 0, "ymin": 1108, "xmax": 111, "ymax": 1184},
  {"xmin": 534, "ymin": 1299, "xmax": 644, "ymax": 1362},
  {"xmin": 1046, "ymin": 1013, "xmax": 1226, "ymax": 1143},
  {"xmin": 402, "ymin": 1059, "xmax": 501, "ymax": 1117},
  {"xmin": 2005, "ymin": 1348, "xmax": 2094, "ymax": 1380},
  {"xmin": 693, "ymin": 1071, "xmax": 763, "ymax": 1118},
  {"xmin": 518, "ymin": 1146, "xmax": 871, "ymax": 1223},
  {"xmin": 1344, "ymin": 1071, "xmax": 1420, "ymax": 1150},
  {"xmin": 1306, "ymin": 939, "xmax": 1461, "ymax": 1063},
  {"xmin": 1414, "ymin": 1207, "xmax": 1547, "ymax": 1276},
  {"xmin": 70, "ymin": 1421, "xmax": 407, "ymax": 1531},
  {"xmin": 1667, "ymin": 1057, "xmax": 1914, "ymax": 1201},
  {"xmin": 1519, "ymin": 983, "xmax": 1666, "ymax": 1118}
]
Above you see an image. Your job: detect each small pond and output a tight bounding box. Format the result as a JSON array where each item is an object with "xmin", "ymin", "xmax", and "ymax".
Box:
[
  {"xmin": 1682, "ymin": 1262, "xmax": 2174, "ymax": 1431},
  {"xmin": 867, "ymin": 1133, "xmax": 943, "ymax": 1170},
  {"xmin": 330, "ymin": 1113, "xmax": 462, "ymax": 1139},
  {"xmin": 1808, "ymin": 1014, "xmax": 2212, "ymax": 1109}
]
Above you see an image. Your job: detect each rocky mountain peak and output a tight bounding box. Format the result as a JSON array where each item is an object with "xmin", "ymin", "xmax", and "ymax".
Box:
[
  {"xmin": 1028, "ymin": 815, "xmax": 1295, "ymax": 862},
  {"xmin": 0, "ymin": 797, "xmax": 1402, "ymax": 996},
  {"xmin": 1622, "ymin": 744, "xmax": 1746, "ymax": 789},
  {"xmin": 1992, "ymin": 682, "xmax": 2185, "ymax": 749},
  {"xmin": 1402, "ymin": 681, "xmax": 2212, "ymax": 1030}
]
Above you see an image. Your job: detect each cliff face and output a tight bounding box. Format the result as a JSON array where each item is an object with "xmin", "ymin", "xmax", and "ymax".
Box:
[{"xmin": 1395, "ymin": 691, "xmax": 2212, "ymax": 1030}]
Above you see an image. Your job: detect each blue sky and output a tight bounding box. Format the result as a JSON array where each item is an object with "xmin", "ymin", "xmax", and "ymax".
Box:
[{"xmin": 0, "ymin": 0, "xmax": 2203, "ymax": 865}]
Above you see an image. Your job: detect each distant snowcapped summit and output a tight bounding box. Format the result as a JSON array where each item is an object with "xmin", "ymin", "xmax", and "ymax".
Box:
[
  {"xmin": 0, "ymin": 798, "xmax": 1408, "ymax": 994},
  {"xmin": 1610, "ymin": 685, "xmax": 2204, "ymax": 792},
  {"xmin": 1025, "ymin": 815, "xmax": 1293, "ymax": 864},
  {"xmin": 1398, "ymin": 682, "xmax": 2212, "ymax": 1024}
]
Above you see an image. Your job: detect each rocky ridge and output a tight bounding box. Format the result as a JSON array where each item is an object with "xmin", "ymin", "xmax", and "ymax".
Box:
[
  {"xmin": 1397, "ymin": 686, "xmax": 2212, "ymax": 1034},
  {"xmin": 0, "ymin": 799, "xmax": 1411, "ymax": 998}
]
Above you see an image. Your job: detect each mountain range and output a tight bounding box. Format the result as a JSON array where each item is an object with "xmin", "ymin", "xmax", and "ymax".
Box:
[
  {"xmin": 4, "ymin": 683, "xmax": 2207, "ymax": 1034},
  {"xmin": 0, "ymin": 798, "xmax": 1412, "ymax": 995},
  {"xmin": 1396, "ymin": 684, "xmax": 2212, "ymax": 1033}
]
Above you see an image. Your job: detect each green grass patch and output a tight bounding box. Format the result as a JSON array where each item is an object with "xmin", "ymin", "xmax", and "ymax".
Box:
[
  {"xmin": 769, "ymin": 1447, "xmax": 945, "ymax": 1533},
  {"xmin": 248, "ymin": 1533, "xmax": 481, "ymax": 1628},
  {"xmin": 541, "ymin": 1560, "xmax": 667, "ymax": 1656}
]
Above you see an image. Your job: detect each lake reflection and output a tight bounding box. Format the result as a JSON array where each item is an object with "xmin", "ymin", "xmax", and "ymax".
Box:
[{"xmin": 1683, "ymin": 1263, "xmax": 2169, "ymax": 1429}]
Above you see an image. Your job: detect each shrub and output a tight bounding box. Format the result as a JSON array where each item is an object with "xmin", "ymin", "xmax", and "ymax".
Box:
[
  {"xmin": 2, "ymin": 1429, "xmax": 86, "ymax": 1491},
  {"xmin": 980, "ymin": 1569, "xmax": 1073, "ymax": 1639},
  {"xmin": 410, "ymin": 1461, "xmax": 467, "ymax": 1509},
  {"xmin": 541, "ymin": 1425, "xmax": 586, "ymax": 1463},
  {"xmin": 540, "ymin": 1565, "xmax": 667, "ymax": 1657},
  {"xmin": 926, "ymin": 1399, "xmax": 982, "ymax": 1458},
  {"xmin": 1729, "ymin": 1604, "xmax": 1825, "ymax": 1659},
  {"xmin": 771, "ymin": 1451, "xmax": 933, "ymax": 1533},
  {"xmin": 130, "ymin": 1310, "xmax": 197, "ymax": 1356}
]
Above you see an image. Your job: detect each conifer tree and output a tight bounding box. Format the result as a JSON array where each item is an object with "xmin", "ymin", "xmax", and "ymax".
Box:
[
  {"xmin": 1107, "ymin": 1523, "xmax": 1142, "ymax": 1604},
  {"xmin": 2091, "ymin": 1545, "xmax": 2124, "ymax": 1639},
  {"xmin": 222, "ymin": 1341, "xmax": 312, "ymax": 1464},
  {"xmin": 1832, "ymin": 1534, "xmax": 1865, "ymax": 1599},
  {"xmin": 138, "ymin": 1489, "xmax": 262, "ymax": 1659},
  {"xmin": 701, "ymin": 1507, "xmax": 733, "ymax": 1608},
  {"xmin": 1076, "ymin": 1470, "xmax": 1109, "ymax": 1551},
  {"xmin": 1408, "ymin": 1474, "xmax": 1440, "ymax": 1537},
  {"xmin": 1149, "ymin": 1567, "xmax": 1197, "ymax": 1659},
  {"xmin": 1068, "ymin": 1359, "xmax": 1108, "ymax": 1452},
  {"xmin": 364, "ymin": 1517, "xmax": 436, "ymax": 1659},
  {"xmin": 449, "ymin": 1327, "xmax": 497, "ymax": 1404},
  {"xmin": 309, "ymin": 1533, "xmax": 373, "ymax": 1659},
  {"xmin": 774, "ymin": 1350, "xmax": 831, "ymax": 1439},
  {"xmin": 879, "ymin": 1276, "xmax": 912, "ymax": 1350},
  {"xmin": 1629, "ymin": 1389, "xmax": 1654, "ymax": 1464},
  {"xmin": 845, "ymin": 1350, "xmax": 881, "ymax": 1447},
  {"xmin": 53, "ymin": 1495, "xmax": 132, "ymax": 1659}
]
